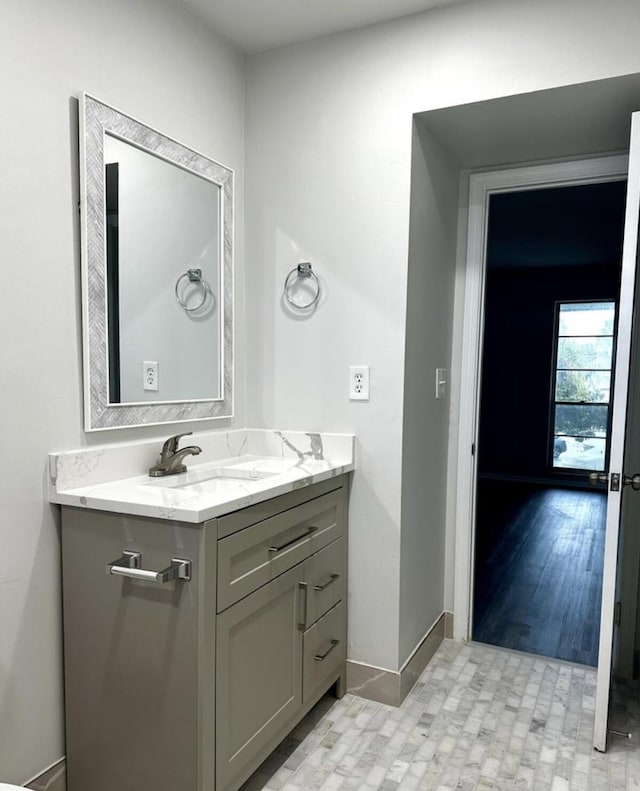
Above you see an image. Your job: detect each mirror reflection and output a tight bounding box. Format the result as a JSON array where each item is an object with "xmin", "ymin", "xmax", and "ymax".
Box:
[{"xmin": 104, "ymin": 134, "xmax": 222, "ymax": 403}]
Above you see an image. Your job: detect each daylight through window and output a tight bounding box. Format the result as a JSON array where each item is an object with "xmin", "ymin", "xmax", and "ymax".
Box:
[{"xmin": 551, "ymin": 301, "xmax": 616, "ymax": 472}]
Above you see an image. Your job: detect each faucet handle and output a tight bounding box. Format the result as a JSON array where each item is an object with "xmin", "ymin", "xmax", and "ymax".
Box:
[{"xmin": 161, "ymin": 432, "xmax": 193, "ymax": 458}]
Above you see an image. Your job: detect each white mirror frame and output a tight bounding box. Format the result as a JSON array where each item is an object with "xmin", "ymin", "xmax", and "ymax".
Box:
[{"xmin": 79, "ymin": 93, "xmax": 234, "ymax": 430}]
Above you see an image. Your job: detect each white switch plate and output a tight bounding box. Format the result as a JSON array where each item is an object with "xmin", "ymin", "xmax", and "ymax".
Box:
[
  {"xmin": 143, "ymin": 361, "xmax": 159, "ymax": 391},
  {"xmin": 436, "ymin": 368, "xmax": 446, "ymax": 399},
  {"xmin": 349, "ymin": 365, "xmax": 370, "ymax": 400}
]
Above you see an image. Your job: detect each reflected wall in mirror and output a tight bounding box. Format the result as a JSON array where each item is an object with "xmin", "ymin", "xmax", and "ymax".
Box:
[{"xmin": 80, "ymin": 93, "xmax": 234, "ymax": 430}]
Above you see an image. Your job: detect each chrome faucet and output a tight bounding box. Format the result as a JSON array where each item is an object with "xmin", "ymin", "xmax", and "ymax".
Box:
[{"xmin": 149, "ymin": 432, "xmax": 202, "ymax": 477}]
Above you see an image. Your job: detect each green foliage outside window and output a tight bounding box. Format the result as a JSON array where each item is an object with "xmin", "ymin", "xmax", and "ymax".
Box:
[{"xmin": 552, "ymin": 302, "xmax": 614, "ymax": 462}]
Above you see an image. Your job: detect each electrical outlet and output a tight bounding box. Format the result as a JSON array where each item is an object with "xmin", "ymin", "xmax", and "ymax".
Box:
[
  {"xmin": 143, "ymin": 361, "xmax": 159, "ymax": 391},
  {"xmin": 349, "ymin": 365, "xmax": 370, "ymax": 401}
]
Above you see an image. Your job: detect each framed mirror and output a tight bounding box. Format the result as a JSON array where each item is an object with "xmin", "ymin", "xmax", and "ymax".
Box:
[{"xmin": 79, "ymin": 93, "xmax": 233, "ymax": 430}]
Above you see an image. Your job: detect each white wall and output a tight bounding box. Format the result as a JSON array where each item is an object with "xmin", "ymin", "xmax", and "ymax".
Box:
[
  {"xmin": 0, "ymin": 0, "xmax": 244, "ymax": 783},
  {"xmin": 245, "ymin": 0, "xmax": 640, "ymax": 672}
]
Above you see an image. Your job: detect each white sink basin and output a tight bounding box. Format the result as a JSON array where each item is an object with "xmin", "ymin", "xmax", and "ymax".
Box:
[{"xmin": 149, "ymin": 466, "xmax": 278, "ymax": 492}]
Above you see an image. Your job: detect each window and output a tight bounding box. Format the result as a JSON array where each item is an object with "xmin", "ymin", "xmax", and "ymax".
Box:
[{"xmin": 551, "ymin": 301, "xmax": 616, "ymax": 472}]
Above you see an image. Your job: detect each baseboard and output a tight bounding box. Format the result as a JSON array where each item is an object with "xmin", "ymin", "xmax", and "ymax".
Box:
[
  {"xmin": 347, "ymin": 611, "xmax": 450, "ymax": 707},
  {"xmin": 25, "ymin": 758, "xmax": 66, "ymax": 791},
  {"xmin": 444, "ymin": 610, "xmax": 454, "ymax": 638}
]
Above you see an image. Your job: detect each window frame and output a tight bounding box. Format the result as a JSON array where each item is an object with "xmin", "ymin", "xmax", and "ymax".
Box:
[{"xmin": 548, "ymin": 298, "xmax": 618, "ymax": 474}]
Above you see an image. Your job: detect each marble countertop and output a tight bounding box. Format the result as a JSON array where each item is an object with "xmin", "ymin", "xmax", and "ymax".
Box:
[{"xmin": 48, "ymin": 429, "xmax": 355, "ymax": 523}]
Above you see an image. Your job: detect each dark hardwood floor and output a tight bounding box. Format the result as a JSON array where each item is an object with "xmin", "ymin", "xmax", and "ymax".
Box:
[{"xmin": 472, "ymin": 480, "xmax": 606, "ymax": 666}]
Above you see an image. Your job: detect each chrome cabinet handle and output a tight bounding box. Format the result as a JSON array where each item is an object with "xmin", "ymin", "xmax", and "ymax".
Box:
[
  {"xmin": 107, "ymin": 551, "xmax": 191, "ymax": 583},
  {"xmin": 314, "ymin": 639, "xmax": 339, "ymax": 662},
  {"xmin": 268, "ymin": 526, "xmax": 318, "ymax": 554},
  {"xmin": 314, "ymin": 573, "xmax": 340, "ymax": 592},
  {"xmin": 298, "ymin": 582, "xmax": 308, "ymax": 630}
]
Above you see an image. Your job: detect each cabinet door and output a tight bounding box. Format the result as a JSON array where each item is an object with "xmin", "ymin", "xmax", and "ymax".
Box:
[
  {"xmin": 216, "ymin": 565, "xmax": 303, "ymax": 791},
  {"xmin": 60, "ymin": 508, "xmax": 210, "ymax": 791}
]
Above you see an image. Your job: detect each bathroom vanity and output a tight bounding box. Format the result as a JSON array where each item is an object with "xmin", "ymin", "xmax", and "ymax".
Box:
[{"xmin": 49, "ymin": 430, "xmax": 354, "ymax": 791}]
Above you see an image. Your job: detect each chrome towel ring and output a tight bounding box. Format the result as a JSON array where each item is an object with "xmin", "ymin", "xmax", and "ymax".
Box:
[
  {"xmin": 284, "ymin": 262, "xmax": 321, "ymax": 310},
  {"xmin": 175, "ymin": 268, "xmax": 211, "ymax": 312}
]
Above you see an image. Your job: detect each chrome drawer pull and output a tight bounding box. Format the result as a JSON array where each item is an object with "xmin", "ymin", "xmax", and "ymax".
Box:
[
  {"xmin": 107, "ymin": 551, "xmax": 192, "ymax": 583},
  {"xmin": 314, "ymin": 573, "xmax": 339, "ymax": 592},
  {"xmin": 314, "ymin": 638, "xmax": 339, "ymax": 662},
  {"xmin": 268, "ymin": 526, "xmax": 318, "ymax": 554},
  {"xmin": 298, "ymin": 582, "xmax": 308, "ymax": 630}
]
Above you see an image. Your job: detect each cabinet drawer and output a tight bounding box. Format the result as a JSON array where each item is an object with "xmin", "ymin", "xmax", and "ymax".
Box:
[
  {"xmin": 303, "ymin": 538, "xmax": 345, "ymax": 628},
  {"xmin": 217, "ymin": 488, "xmax": 344, "ymax": 612},
  {"xmin": 302, "ymin": 601, "xmax": 346, "ymax": 706}
]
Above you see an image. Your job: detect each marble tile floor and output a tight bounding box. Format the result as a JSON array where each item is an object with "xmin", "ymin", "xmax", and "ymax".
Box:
[{"xmin": 240, "ymin": 640, "xmax": 640, "ymax": 791}]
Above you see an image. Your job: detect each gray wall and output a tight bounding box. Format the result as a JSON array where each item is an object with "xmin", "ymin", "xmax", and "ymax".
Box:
[{"xmin": 0, "ymin": 0, "xmax": 244, "ymax": 783}]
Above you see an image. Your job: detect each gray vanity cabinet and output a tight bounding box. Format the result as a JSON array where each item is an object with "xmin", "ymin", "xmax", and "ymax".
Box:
[{"xmin": 60, "ymin": 474, "xmax": 349, "ymax": 791}]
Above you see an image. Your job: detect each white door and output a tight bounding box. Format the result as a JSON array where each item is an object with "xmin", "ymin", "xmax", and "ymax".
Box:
[{"xmin": 593, "ymin": 111, "xmax": 640, "ymax": 752}]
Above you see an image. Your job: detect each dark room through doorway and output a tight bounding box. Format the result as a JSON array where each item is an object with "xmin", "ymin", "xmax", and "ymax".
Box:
[{"xmin": 471, "ymin": 178, "xmax": 627, "ymax": 667}]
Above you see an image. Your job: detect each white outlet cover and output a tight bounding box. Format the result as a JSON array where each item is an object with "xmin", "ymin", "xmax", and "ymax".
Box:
[
  {"xmin": 143, "ymin": 360, "xmax": 159, "ymax": 391},
  {"xmin": 349, "ymin": 365, "xmax": 370, "ymax": 400}
]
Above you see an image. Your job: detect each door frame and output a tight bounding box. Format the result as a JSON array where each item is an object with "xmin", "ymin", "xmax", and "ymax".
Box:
[{"xmin": 452, "ymin": 153, "xmax": 629, "ymax": 646}]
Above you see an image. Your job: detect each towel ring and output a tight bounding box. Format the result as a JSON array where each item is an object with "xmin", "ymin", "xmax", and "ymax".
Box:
[
  {"xmin": 284, "ymin": 262, "xmax": 321, "ymax": 310},
  {"xmin": 175, "ymin": 268, "xmax": 210, "ymax": 312}
]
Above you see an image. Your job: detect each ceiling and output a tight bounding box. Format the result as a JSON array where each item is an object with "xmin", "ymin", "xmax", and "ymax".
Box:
[{"xmin": 178, "ymin": 0, "xmax": 469, "ymax": 54}]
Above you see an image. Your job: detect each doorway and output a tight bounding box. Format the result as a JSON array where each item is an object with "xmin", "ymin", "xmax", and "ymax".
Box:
[
  {"xmin": 470, "ymin": 180, "xmax": 626, "ymax": 666},
  {"xmin": 414, "ymin": 77, "xmax": 640, "ymax": 751}
]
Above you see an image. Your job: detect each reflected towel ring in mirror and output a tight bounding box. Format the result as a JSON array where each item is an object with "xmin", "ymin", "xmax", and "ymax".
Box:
[
  {"xmin": 175, "ymin": 268, "xmax": 211, "ymax": 312},
  {"xmin": 284, "ymin": 262, "xmax": 321, "ymax": 310}
]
